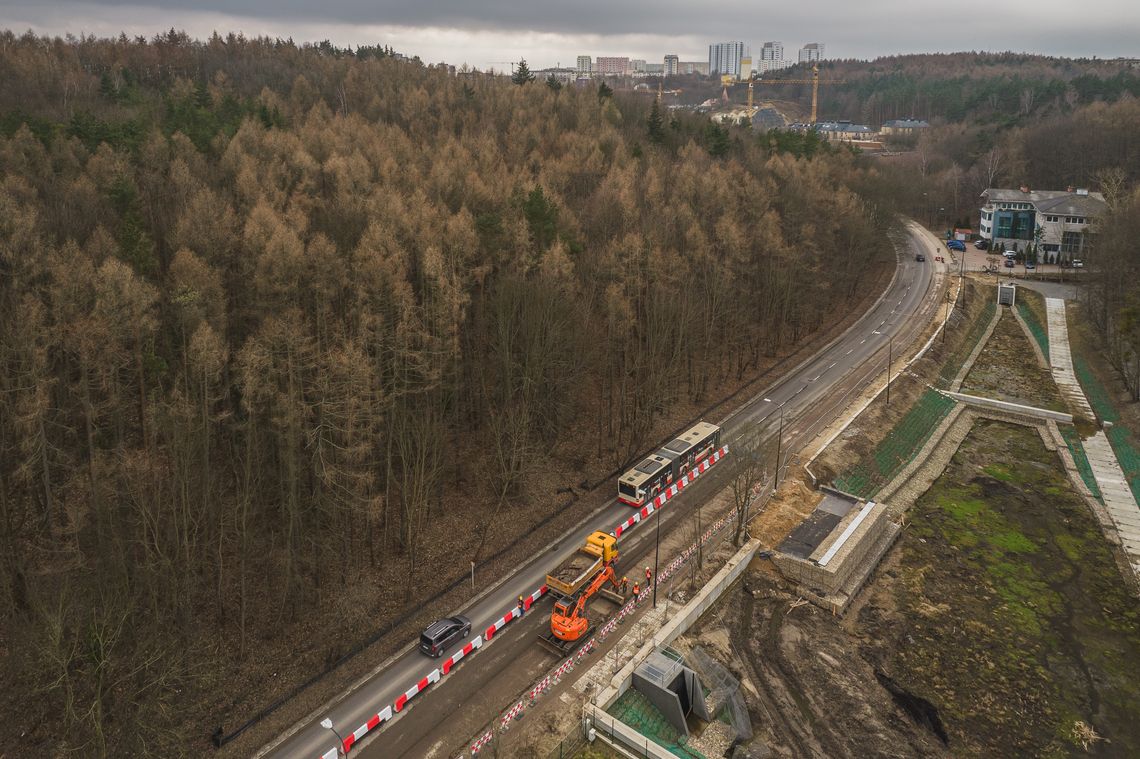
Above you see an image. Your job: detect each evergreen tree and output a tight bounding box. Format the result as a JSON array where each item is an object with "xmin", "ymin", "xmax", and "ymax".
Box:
[
  {"xmin": 704, "ymin": 122, "xmax": 730, "ymax": 158},
  {"xmin": 647, "ymin": 98, "xmax": 665, "ymax": 144},
  {"xmin": 512, "ymin": 59, "xmax": 535, "ymax": 85},
  {"xmin": 597, "ymin": 81, "xmax": 613, "ymax": 101},
  {"xmin": 546, "ymin": 74, "xmax": 562, "ymax": 93}
]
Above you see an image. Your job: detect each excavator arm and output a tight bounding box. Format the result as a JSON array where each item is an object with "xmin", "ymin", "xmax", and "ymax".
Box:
[{"xmin": 550, "ymin": 563, "xmax": 620, "ymax": 642}]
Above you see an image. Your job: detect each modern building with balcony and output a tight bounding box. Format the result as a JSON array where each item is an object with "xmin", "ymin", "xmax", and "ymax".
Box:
[{"xmin": 979, "ymin": 186, "xmax": 1107, "ymax": 259}]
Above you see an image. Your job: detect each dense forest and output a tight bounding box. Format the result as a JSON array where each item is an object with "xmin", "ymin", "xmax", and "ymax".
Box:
[{"xmin": 0, "ymin": 30, "xmax": 892, "ymax": 755}]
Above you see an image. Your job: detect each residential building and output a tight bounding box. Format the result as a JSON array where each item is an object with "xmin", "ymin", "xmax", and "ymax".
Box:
[
  {"xmin": 664, "ymin": 54, "xmax": 679, "ymax": 76},
  {"xmin": 810, "ymin": 120, "xmax": 874, "ymax": 141},
  {"xmin": 758, "ymin": 41, "xmax": 792, "ymax": 73},
  {"xmin": 979, "ymin": 187, "xmax": 1107, "ymax": 258},
  {"xmin": 709, "ymin": 41, "xmax": 748, "ymax": 79},
  {"xmin": 680, "ymin": 61, "xmax": 710, "ymax": 75},
  {"xmin": 535, "ymin": 67, "xmax": 579, "ymax": 84},
  {"xmin": 798, "ymin": 43, "xmax": 825, "ymax": 63},
  {"xmin": 645, "ymin": 63, "xmax": 664, "ymax": 74},
  {"xmin": 576, "ymin": 55, "xmax": 592, "ymax": 76},
  {"xmin": 595, "ymin": 56, "xmax": 629, "ymax": 76},
  {"xmin": 880, "ymin": 118, "xmax": 930, "ymax": 134},
  {"xmin": 631, "ymin": 59, "xmax": 647, "ymax": 73}
]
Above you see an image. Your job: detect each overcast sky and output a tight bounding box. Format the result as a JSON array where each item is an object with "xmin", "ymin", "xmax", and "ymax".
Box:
[{"xmin": 2, "ymin": 0, "xmax": 1136, "ymax": 69}]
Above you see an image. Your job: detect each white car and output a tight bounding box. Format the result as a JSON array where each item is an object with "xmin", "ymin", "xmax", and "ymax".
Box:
[{"xmin": 1003, "ymin": 250, "xmax": 1017, "ymax": 259}]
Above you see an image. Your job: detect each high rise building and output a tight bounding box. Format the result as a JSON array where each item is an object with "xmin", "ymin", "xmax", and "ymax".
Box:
[
  {"xmin": 798, "ymin": 43, "xmax": 825, "ymax": 63},
  {"xmin": 708, "ymin": 41, "xmax": 748, "ymax": 78},
  {"xmin": 576, "ymin": 55, "xmax": 592, "ymax": 76},
  {"xmin": 757, "ymin": 41, "xmax": 792, "ymax": 73},
  {"xmin": 595, "ymin": 56, "xmax": 630, "ymax": 75},
  {"xmin": 631, "ymin": 59, "xmax": 647, "ymax": 73},
  {"xmin": 664, "ymin": 54, "xmax": 679, "ymax": 76}
]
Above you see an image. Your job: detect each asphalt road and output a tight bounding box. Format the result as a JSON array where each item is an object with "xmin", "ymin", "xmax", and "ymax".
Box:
[{"xmin": 263, "ymin": 222, "xmax": 943, "ymax": 759}]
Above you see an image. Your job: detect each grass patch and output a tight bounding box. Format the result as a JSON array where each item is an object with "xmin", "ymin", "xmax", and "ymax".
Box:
[{"xmin": 872, "ymin": 419, "xmax": 1140, "ymax": 757}]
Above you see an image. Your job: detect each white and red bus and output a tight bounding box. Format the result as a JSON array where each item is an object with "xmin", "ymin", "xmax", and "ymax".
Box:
[{"xmin": 617, "ymin": 422, "xmax": 721, "ymax": 507}]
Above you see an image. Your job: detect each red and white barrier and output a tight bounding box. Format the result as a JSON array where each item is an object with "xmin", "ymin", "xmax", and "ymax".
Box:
[
  {"xmin": 612, "ymin": 446, "xmax": 728, "ymax": 538},
  {"xmin": 500, "ymin": 700, "xmax": 525, "ymax": 729},
  {"xmin": 341, "ymin": 704, "xmax": 393, "ymax": 752},
  {"xmin": 320, "ymin": 748, "xmax": 339, "ymax": 759},
  {"xmin": 470, "ymin": 729, "xmax": 494, "ymax": 754},
  {"xmin": 442, "ymin": 635, "xmax": 482, "ymax": 675},
  {"xmin": 394, "ymin": 668, "xmax": 440, "ymax": 712},
  {"xmin": 485, "ymin": 584, "xmax": 546, "ymax": 640}
]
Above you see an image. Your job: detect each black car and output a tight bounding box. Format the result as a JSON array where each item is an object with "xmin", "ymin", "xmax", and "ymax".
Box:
[
  {"xmin": 974, "ymin": 239, "xmax": 988, "ymax": 250},
  {"xmin": 915, "ymin": 253, "xmax": 926, "ymax": 262},
  {"xmin": 1004, "ymin": 259, "xmax": 1015, "ymax": 268},
  {"xmin": 420, "ymin": 615, "xmax": 472, "ymax": 658}
]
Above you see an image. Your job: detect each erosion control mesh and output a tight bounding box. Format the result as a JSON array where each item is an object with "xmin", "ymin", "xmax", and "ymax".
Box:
[
  {"xmin": 1074, "ymin": 355, "xmax": 1140, "ymax": 503},
  {"xmin": 937, "ymin": 300, "xmax": 996, "ymax": 390},
  {"xmin": 1017, "ymin": 299, "xmax": 1050, "ymax": 360},
  {"xmin": 607, "ymin": 689, "xmax": 705, "ymax": 759},
  {"xmin": 686, "ymin": 647, "xmax": 752, "ymax": 741},
  {"xmin": 1059, "ymin": 424, "xmax": 1103, "ymax": 502},
  {"xmin": 833, "ymin": 390, "xmax": 958, "ymax": 498}
]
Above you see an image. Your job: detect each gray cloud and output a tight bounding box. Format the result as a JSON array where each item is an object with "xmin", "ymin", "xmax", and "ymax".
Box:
[{"xmin": 1, "ymin": 0, "xmax": 1136, "ymax": 65}]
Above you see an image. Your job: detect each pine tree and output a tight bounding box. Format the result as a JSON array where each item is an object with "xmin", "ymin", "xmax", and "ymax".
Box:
[
  {"xmin": 546, "ymin": 73, "xmax": 562, "ymax": 92},
  {"xmin": 597, "ymin": 81, "xmax": 613, "ymax": 101},
  {"xmin": 647, "ymin": 99, "xmax": 665, "ymax": 144},
  {"xmin": 512, "ymin": 59, "xmax": 535, "ymax": 85}
]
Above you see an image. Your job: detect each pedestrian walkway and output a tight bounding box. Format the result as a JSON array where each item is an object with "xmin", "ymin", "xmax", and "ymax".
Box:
[
  {"xmin": 1046, "ymin": 297, "xmax": 1140, "ymax": 576},
  {"xmin": 1045, "ymin": 298, "xmax": 1094, "ymax": 419}
]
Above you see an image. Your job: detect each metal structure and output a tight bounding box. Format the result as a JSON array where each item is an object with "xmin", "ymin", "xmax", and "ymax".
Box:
[{"xmin": 753, "ymin": 64, "xmax": 845, "ymax": 123}]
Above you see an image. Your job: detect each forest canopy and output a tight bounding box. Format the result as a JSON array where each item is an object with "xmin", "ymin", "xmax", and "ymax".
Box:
[{"xmin": 0, "ymin": 29, "xmax": 893, "ymax": 755}]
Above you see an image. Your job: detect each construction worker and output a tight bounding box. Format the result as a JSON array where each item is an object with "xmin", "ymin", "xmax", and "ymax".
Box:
[
  {"xmin": 620, "ymin": 576, "xmax": 629, "ymax": 594},
  {"xmin": 645, "ymin": 566, "xmax": 653, "ymax": 587},
  {"xmin": 632, "ymin": 581, "xmax": 640, "ymax": 597},
  {"xmin": 517, "ymin": 595, "xmax": 525, "ymax": 615}
]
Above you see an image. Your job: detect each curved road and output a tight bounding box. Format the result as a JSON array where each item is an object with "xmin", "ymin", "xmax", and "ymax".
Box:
[{"xmin": 262, "ymin": 222, "xmax": 946, "ymax": 759}]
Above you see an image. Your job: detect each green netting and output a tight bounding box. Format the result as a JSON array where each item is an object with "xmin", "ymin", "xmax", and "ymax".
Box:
[
  {"xmin": 1074, "ymin": 355, "xmax": 1140, "ymax": 502},
  {"xmin": 834, "ymin": 390, "xmax": 958, "ymax": 498},
  {"xmin": 936, "ymin": 300, "xmax": 996, "ymax": 390},
  {"xmin": 1058, "ymin": 424, "xmax": 1103, "ymax": 502},
  {"xmin": 607, "ymin": 689, "xmax": 705, "ymax": 759},
  {"xmin": 1016, "ymin": 299, "xmax": 1049, "ymax": 360}
]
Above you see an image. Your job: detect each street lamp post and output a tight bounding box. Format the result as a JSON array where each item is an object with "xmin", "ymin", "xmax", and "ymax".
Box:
[
  {"xmin": 763, "ymin": 398, "xmax": 785, "ymax": 493},
  {"xmin": 653, "ymin": 503, "xmax": 661, "ymax": 609},
  {"xmin": 321, "ymin": 718, "xmax": 346, "ymax": 758}
]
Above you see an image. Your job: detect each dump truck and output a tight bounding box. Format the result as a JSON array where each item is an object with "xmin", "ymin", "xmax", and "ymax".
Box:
[
  {"xmin": 539, "ymin": 531, "xmax": 624, "ymax": 655},
  {"xmin": 545, "ymin": 531, "xmax": 619, "ymax": 598}
]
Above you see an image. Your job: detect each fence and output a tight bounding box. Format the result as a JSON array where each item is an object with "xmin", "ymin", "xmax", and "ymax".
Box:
[
  {"xmin": 1075, "ymin": 355, "xmax": 1140, "ymax": 502},
  {"xmin": 937, "ymin": 300, "xmax": 996, "ymax": 390},
  {"xmin": 1016, "ymin": 298, "xmax": 1050, "ymax": 359},
  {"xmin": 1059, "ymin": 424, "xmax": 1103, "ymax": 502}
]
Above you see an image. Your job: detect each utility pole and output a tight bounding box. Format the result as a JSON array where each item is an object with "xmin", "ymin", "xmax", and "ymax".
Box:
[
  {"xmin": 887, "ymin": 335, "xmax": 893, "ymax": 406},
  {"xmin": 774, "ymin": 406, "xmax": 784, "ymax": 492},
  {"xmin": 653, "ymin": 508, "xmax": 661, "ymax": 609}
]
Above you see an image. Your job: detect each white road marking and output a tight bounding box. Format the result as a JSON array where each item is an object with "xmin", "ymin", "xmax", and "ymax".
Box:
[{"xmin": 846, "ymin": 349, "xmax": 853, "ymax": 355}]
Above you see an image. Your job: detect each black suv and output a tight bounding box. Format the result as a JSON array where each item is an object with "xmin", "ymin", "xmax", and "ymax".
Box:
[{"xmin": 419, "ymin": 615, "xmax": 472, "ymax": 658}]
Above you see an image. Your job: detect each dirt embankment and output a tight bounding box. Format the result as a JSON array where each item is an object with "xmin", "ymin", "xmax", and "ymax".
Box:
[
  {"xmin": 712, "ymin": 419, "xmax": 1140, "ymax": 758},
  {"xmin": 961, "ymin": 308, "xmax": 1065, "ymax": 411}
]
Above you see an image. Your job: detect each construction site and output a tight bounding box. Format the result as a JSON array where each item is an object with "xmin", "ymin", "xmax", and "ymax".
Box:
[{"xmin": 462, "ymin": 266, "xmax": 1140, "ymax": 759}]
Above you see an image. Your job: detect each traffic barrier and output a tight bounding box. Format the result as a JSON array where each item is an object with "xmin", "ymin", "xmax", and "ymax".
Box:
[
  {"xmin": 320, "ymin": 748, "xmax": 339, "ymax": 759},
  {"xmin": 485, "ymin": 584, "xmax": 547, "ymax": 640},
  {"xmin": 470, "ymin": 729, "xmax": 494, "ymax": 754},
  {"xmin": 500, "ymin": 700, "xmax": 525, "ymax": 729},
  {"xmin": 442, "ymin": 636, "xmax": 482, "ymax": 675},
  {"xmin": 394, "ymin": 668, "xmax": 440, "ymax": 713},
  {"xmin": 340, "ymin": 704, "xmax": 393, "ymax": 752}
]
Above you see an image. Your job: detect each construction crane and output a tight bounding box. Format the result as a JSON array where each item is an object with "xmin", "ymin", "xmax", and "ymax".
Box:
[{"xmin": 753, "ymin": 64, "xmax": 845, "ymax": 124}]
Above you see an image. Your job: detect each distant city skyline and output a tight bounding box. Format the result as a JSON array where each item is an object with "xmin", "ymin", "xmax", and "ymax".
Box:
[{"xmin": 1, "ymin": 0, "xmax": 1137, "ymax": 70}]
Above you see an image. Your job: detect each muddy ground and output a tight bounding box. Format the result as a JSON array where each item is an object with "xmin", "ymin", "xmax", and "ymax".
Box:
[
  {"xmin": 962, "ymin": 308, "xmax": 1065, "ymax": 411},
  {"xmin": 697, "ymin": 418, "xmax": 1140, "ymax": 758}
]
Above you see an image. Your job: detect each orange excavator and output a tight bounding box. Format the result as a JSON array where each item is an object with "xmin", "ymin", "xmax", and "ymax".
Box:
[
  {"xmin": 539, "ymin": 555, "xmax": 625, "ymax": 655},
  {"xmin": 551, "ymin": 564, "xmax": 622, "ymax": 642}
]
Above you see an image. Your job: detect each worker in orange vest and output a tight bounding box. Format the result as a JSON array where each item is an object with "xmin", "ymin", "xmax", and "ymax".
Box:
[
  {"xmin": 620, "ymin": 576, "xmax": 629, "ymax": 593},
  {"xmin": 645, "ymin": 566, "xmax": 652, "ymax": 587},
  {"xmin": 517, "ymin": 595, "xmax": 525, "ymax": 615},
  {"xmin": 632, "ymin": 581, "xmax": 640, "ymax": 597}
]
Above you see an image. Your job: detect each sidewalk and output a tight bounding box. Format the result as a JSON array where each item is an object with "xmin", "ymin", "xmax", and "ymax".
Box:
[{"xmin": 1046, "ymin": 297, "xmax": 1140, "ymax": 577}]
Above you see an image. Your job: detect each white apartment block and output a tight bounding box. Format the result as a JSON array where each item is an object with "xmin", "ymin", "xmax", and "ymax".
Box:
[
  {"xmin": 798, "ymin": 43, "xmax": 825, "ymax": 63},
  {"xmin": 709, "ymin": 41, "xmax": 748, "ymax": 79},
  {"xmin": 664, "ymin": 54, "xmax": 679, "ymax": 76},
  {"xmin": 758, "ymin": 41, "xmax": 792, "ymax": 73},
  {"xmin": 576, "ymin": 55, "xmax": 592, "ymax": 75}
]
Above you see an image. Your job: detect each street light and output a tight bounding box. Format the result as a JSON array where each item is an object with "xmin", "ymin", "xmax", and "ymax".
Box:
[
  {"xmin": 873, "ymin": 331, "xmax": 893, "ymax": 406},
  {"xmin": 764, "ymin": 398, "xmax": 785, "ymax": 492},
  {"xmin": 653, "ymin": 499, "xmax": 661, "ymax": 609},
  {"xmin": 320, "ymin": 717, "xmax": 346, "ymax": 758}
]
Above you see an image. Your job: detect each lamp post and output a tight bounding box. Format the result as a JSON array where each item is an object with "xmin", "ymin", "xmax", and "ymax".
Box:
[
  {"xmin": 653, "ymin": 503, "xmax": 661, "ymax": 609},
  {"xmin": 764, "ymin": 398, "xmax": 784, "ymax": 492},
  {"xmin": 321, "ymin": 718, "xmax": 346, "ymax": 758},
  {"xmin": 874, "ymin": 331, "xmax": 893, "ymax": 405}
]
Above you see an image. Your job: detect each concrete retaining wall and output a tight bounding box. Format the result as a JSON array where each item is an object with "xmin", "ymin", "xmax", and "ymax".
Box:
[{"xmin": 945, "ymin": 391, "xmax": 1073, "ymax": 423}]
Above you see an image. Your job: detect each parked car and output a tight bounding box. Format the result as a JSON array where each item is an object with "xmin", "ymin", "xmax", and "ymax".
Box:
[
  {"xmin": 915, "ymin": 253, "xmax": 926, "ymax": 262},
  {"xmin": 974, "ymin": 239, "xmax": 989, "ymax": 250},
  {"xmin": 420, "ymin": 615, "xmax": 472, "ymax": 658},
  {"xmin": 1004, "ymin": 259, "xmax": 1015, "ymax": 268},
  {"xmin": 1003, "ymin": 250, "xmax": 1017, "ymax": 259},
  {"xmin": 1025, "ymin": 261, "xmax": 1036, "ymax": 270},
  {"xmin": 1072, "ymin": 259, "xmax": 1084, "ymax": 268},
  {"xmin": 946, "ymin": 240, "xmax": 966, "ymax": 252}
]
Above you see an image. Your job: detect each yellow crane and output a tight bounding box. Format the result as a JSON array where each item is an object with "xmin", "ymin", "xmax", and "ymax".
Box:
[{"xmin": 749, "ymin": 64, "xmax": 845, "ymax": 124}]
